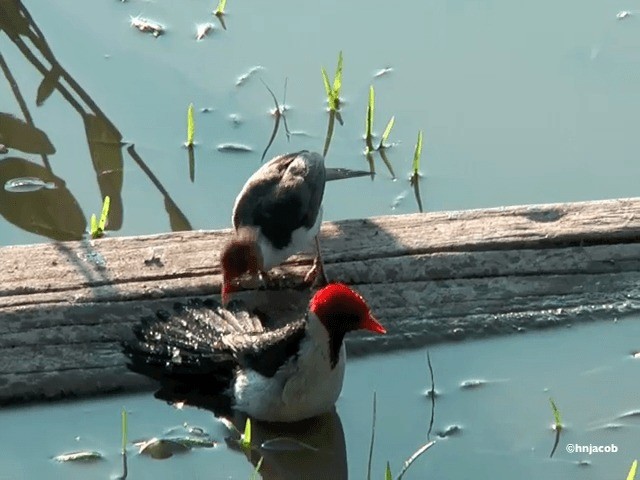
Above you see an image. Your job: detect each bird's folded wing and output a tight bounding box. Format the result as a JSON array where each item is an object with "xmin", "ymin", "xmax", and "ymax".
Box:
[
  {"xmin": 225, "ymin": 319, "xmax": 307, "ymax": 379},
  {"xmin": 233, "ymin": 152, "xmax": 326, "ymax": 249}
]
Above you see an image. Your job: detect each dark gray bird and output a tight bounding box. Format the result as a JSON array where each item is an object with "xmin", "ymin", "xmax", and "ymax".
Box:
[{"xmin": 220, "ymin": 150, "xmax": 327, "ymax": 303}]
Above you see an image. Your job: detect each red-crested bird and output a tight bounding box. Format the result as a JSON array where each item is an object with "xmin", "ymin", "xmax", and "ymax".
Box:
[{"xmin": 124, "ymin": 283, "xmax": 385, "ymax": 422}]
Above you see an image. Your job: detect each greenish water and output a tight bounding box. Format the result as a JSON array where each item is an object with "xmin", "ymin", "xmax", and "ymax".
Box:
[
  {"xmin": 2, "ymin": 0, "xmax": 640, "ymax": 245},
  {"xmin": 1, "ymin": 318, "xmax": 638, "ymax": 479}
]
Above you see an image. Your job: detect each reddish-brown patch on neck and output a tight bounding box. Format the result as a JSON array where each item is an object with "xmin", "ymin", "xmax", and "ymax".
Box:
[{"xmin": 220, "ymin": 228, "xmax": 263, "ymax": 304}]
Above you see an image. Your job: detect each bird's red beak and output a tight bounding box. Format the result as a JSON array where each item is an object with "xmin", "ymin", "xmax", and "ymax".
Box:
[{"xmin": 362, "ymin": 314, "xmax": 386, "ymax": 334}]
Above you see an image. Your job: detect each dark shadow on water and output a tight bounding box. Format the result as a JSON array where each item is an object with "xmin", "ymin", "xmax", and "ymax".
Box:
[
  {"xmin": 0, "ymin": 0, "xmax": 192, "ymax": 242},
  {"xmin": 0, "ymin": 156, "xmax": 85, "ymax": 240}
]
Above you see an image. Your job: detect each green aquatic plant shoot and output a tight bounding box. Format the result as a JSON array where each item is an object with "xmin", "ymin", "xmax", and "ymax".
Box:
[
  {"xmin": 627, "ymin": 460, "xmax": 638, "ymax": 480},
  {"xmin": 241, "ymin": 418, "xmax": 252, "ymax": 449},
  {"xmin": 365, "ymin": 85, "xmax": 374, "ymax": 153},
  {"xmin": 321, "ymin": 50, "xmax": 343, "ymax": 112},
  {"xmin": 385, "ymin": 461, "xmax": 393, "ymax": 480},
  {"xmin": 186, "ymin": 103, "xmax": 195, "ymax": 147},
  {"xmin": 548, "ymin": 397, "xmax": 562, "ymax": 458},
  {"xmin": 412, "ymin": 130, "xmax": 423, "ymax": 175},
  {"xmin": 379, "ymin": 115, "xmax": 395, "ymax": 149},
  {"xmin": 121, "ymin": 408, "xmax": 128, "ymax": 453},
  {"xmin": 90, "ymin": 195, "xmax": 110, "ymax": 239},
  {"xmin": 549, "ymin": 398, "xmax": 562, "ymax": 431},
  {"xmin": 215, "ymin": 0, "xmax": 226, "ymax": 16}
]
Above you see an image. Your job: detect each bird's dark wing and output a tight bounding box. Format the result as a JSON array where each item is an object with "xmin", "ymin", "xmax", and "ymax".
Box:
[
  {"xmin": 123, "ymin": 298, "xmax": 264, "ymax": 391},
  {"xmin": 233, "ymin": 151, "xmax": 326, "ymax": 249},
  {"xmin": 225, "ymin": 319, "xmax": 307, "ymax": 378}
]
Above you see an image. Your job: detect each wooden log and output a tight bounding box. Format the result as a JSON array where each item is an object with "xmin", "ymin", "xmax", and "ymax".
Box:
[{"xmin": 1, "ymin": 197, "xmax": 640, "ymax": 404}]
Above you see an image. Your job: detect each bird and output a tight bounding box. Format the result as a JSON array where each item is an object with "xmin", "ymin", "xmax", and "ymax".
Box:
[
  {"xmin": 123, "ymin": 283, "xmax": 386, "ymax": 422},
  {"xmin": 220, "ymin": 150, "xmax": 327, "ymax": 304}
]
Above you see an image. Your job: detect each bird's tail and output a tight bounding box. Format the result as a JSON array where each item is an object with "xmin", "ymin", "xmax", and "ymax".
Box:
[{"xmin": 123, "ymin": 298, "xmax": 264, "ymax": 403}]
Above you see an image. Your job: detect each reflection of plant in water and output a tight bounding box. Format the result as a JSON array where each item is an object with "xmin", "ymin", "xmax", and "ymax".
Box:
[
  {"xmin": 214, "ymin": 0, "xmax": 228, "ymax": 30},
  {"xmin": 0, "ymin": 0, "xmax": 192, "ymax": 242},
  {"xmin": 260, "ymin": 78, "xmax": 291, "ymax": 163},
  {"xmin": 366, "ymin": 388, "xmax": 436, "ymax": 480}
]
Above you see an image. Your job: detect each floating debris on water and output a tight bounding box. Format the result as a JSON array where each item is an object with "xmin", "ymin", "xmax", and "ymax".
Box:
[
  {"xmin": 217, "ymin": 143, "xmax": 252, "ymax": 153},
  {"xmin": 391, "ymin": 191, "xmax": 407, "ymax": 210},
  {"xmin": 617, "ymin": 10, "xmax": 632, "ymax": 20},
  {"xmin": 632, "ymin": 351, "xmax": 640, "ymax": 359},
  {"xmin": 436, "ymin": 425, "xmax": 462, "ymax": 438},
  {"xmin": 460, "ymin": 379, "xmax": 486, "ymax": 389},
  {"xmin": 200, "ymin": 107, "xmax": 214, "ymax": 113},
  {"xmin": 135, "ymin": 438, "xmax": 190, "ymax": 459},
  {"xmin": 374, "ymin": 67, "xmax": 394, "ymax": 78},
  {"xmin": 228, "ymin": 113, "xmax": 242, "ymax": 126},
  {"xmin": 236, "ymin": 66, "xmax": 264, "ymax": 87},
  {"xmin": 130, "ymin": 16, "xmax": 165, "ymax": 37},
  {"xmin": 135, "ymin": 433, "xmax": 216, "ymax": 459},
  {"xmin": 53, "ymin": 450, "xmax": 103, "ymax": 463},
  {"xmin": 4, "ymin": 177, "xmax": 57, "ymax": 193},
  {"xmin": 196, "ymin": 23, "xmax": 214, "ymax": 40},
  {"xmin": 269, "ymin": 104, "xmax": 290, "ymax": 116},
  {"xmin": 0, "ymin": 144, "xmax": 7, "ymax": 154}
]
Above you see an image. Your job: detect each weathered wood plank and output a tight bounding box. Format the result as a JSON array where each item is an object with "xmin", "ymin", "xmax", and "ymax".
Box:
[{"xmin": 1, "ymin": 198, "xmax": 640, "ymax": 404}]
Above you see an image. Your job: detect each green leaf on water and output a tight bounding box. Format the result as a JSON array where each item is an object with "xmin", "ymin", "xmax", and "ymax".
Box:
[
  {"xmin": 99, "ymin": 196, "xmax": 110, "ymax": 232},
  {"xmin": 365, "ymin": 85, "xmax": 374, "ymax": 152},
  {"xmin": 241, "ymin": 418, "xmax": 252, "ymax": 448},
  {"xmin": 187, "ymin": 103, "xmax": 195, "ymax": 147},
  {"xmin": 215, "ymin": 0, "xmax": 226, "ymax": 15},
  {"xmin": 549, "ymin": 398, "xmax": 562, "ymax": 431},
  {"xmin": 379, "ymin": 116, "xmax": 395, "ymax": 149},
  {"xmin": 121, "ymin": 408, "xmax": 128, "ymax": 453},
  {"xmin": 90, "ymin": 214, "xmax": 98, "ymax": 238},
  {"xmin": 54, "ymin": 450, "xmax": 103, "ymax": 463},
  {"xmin": 412, "ymin": 130, "xmax": 423, "ymax": 175},
  {"xmin": 321, "ymin": 67, "xmax": 332, "ymax": 100},
  {"xmin": 385, "ymin": 461, "xmax": 393, "ymax": 480},
  {"xmin": 627, "ymin": 460, "xmax": 637, "ymax": 480},
  {"xmin": 333, "ymin": 50, "xmax": 343, "ymax": 98}
]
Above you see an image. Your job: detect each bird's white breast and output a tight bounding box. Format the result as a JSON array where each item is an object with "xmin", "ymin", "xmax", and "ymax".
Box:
[{"xmin": 232, "ymin": 314, "xmax": 345, "ymax": 422}]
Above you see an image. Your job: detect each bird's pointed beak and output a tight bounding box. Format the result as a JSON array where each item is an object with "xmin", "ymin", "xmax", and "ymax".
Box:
[{"xmin": 362, "ymin": 314, "xmax": 386, "ymax": 334}]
